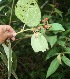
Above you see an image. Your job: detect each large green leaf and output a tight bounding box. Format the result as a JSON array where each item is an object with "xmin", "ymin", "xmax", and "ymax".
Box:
[
  {"xmin": 15, "ymin": 0, "xmax": 41, "ymax": 27},
  {"xmin": 47, "ymin": 35, "xmax": 57, "ymax": 47},
  {"xmin": 49, "ymin": 23, "xmax": 65, "ymax": 31},
  {"xmin": 46, "ymin": 58, "xmax": 60, "ymax": 78},
  {"xmin": 31, "ymin": 33, "xmax": 49, "ymax": 52},
  {"xmin": 62, "ymin": 55, "xmax": 70, "ymax": 67},
  {"xmin": 2, "ymin": 42, "xmax": 12, "ymax": 79}
]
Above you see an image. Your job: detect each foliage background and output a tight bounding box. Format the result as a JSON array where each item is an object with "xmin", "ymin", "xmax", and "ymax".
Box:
[{"xmin": 0, "ymin": 0, "xmax": 70, "ymax": 79}]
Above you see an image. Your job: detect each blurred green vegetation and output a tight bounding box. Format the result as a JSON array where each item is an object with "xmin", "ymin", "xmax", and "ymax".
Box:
[{"xmin": 0, "ymin": 0, "xmax": 70, "ymax": 79}]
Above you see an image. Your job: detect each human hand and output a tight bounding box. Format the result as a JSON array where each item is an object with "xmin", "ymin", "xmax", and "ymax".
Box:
[{"xmin": 0, "ymin": 25, "xmax": 16, "ymax": 44}]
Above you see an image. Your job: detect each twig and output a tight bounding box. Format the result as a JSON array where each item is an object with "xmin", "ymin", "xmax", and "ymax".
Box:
[
  {"xmin": 40, "ymin": 1, "xmax": 48, "ymax": 9},
  {"xmin": 9, "ymin": 0, "xmax": 14, "ymax": 25},
  {"xmin": 16, "ymin": 28, "xmax": 33, "ymax": 35}
]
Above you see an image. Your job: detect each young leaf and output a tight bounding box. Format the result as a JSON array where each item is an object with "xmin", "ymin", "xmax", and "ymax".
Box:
[
  {"xmin": 62, "ymin": 55, "xmax": 70, "ymax": 67},
  {"xmin": 31, "ymin": 33, "xmax": 49, "ymax": 52},
  {"xmin": 49, "ymin": 23, "xmax": 65, "ymax": 31},
  {"xmin": 47, "ymin": 35, "xmax": 57, "ymax": 47},
  {"xmin": 46, "ymin": 58, "xmax": 60, "ymax": 78},
  {"xmin": 55, "ymin": 8, "xmax": 62, "ymax": 17},
  {"xmin": 15, "ymin": 0, "xmax": 41, "ymax": 27},
  {"xmin": 57, "ymin": 54, "xmax": 62, "ymax": 64}
]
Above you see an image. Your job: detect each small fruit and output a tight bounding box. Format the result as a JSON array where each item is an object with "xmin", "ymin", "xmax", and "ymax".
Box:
[
  {"xmin": 42, "ymin": 18, "xmax": 48, "ymax": 24},
  {"xmin": 43, "ymin": 25, "xmax": 48, "ymax": 29},
  {"xmin": 37, "ymin": 27, "xmax": 41, "ymax": 30},
  {"xmin": 45, "ymin": 18, "xmax": 48, "ymax": 21}
]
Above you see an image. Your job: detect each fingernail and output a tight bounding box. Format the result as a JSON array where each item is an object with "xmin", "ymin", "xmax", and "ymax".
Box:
[
  {"xmin": 13, "ymin": 33, "xmax": 17, "ymax": 37},
  {"xmin": 11, "ymin": 37, "xmax": 15, "ymax": 41}
]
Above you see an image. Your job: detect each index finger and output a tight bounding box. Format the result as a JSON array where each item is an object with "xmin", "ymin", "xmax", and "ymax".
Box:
[{"xmin": 6, "ymin": 25, "xmax": 16, "ymax": 33}]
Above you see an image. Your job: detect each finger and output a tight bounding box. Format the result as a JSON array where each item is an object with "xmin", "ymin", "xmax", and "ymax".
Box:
[
  {"xmin": 3, "ymin": 31, "xmax": 13, "ymax": 40},
  {"xmin": 11, "ymin": 37, "xmax": 15, "ymax": 41},
  {"xmin": 0, "ymin": 31, "xmax": 13, "ymax": 44},
  {"xmin": 6, "ymin": 25, "xmax": 16, "ymax": 33},
  {"xmin": 4, "ymin": 31, "xmax": 16, "ymax": 41}
]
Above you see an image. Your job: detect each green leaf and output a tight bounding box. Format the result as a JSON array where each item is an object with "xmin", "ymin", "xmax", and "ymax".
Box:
[
  {"xmin": 41, "ymin": 27, "xmax": 45, "ymax": 35},
  {"xmin": 2, "ymin": 42, "xmax": 12, "ymax": 79},
  {"xmin": 31, "ymin": 33, "xmax": 49, "ymax": 52},
  {"xmin": 57, "ymin": 54, "xmax": 62, "ymax": 64},
  {"xmin": 63, "ymin": 47, "xmax": 70, "ymax": 54},
  {"xmin": 0, "ymin": 6, "xmax": 5, "ymax": 11},
  {"xmin": 49, "ymin": 23, "xmax": 65, "ymax": 31},
  {"xmin": 49, "ymin": 4, "xmax": 54, "ymax": 8},
  {"xmin": 8, "ymin": 42, "xmax": 12, "ymax": 79},
  {"xmin": 65, "ymin": 47, "xmax": 70, "ymax": 52},
  {"xmin": 57, "ymin": 40, "xmax": 65, "ymax": 47},
  {"xmin": 46, "ymin": 47, "xmax": 60, "ymax": 60},
  {"xmin": 15, "ymin": 0, "xmax": 41, "ymax": 27},
  {"xmin": 47, "ymin": 35, "xmax": 57, "ymax": 47},
  {"xmin": 0, "ymin": 52, "xmax": 18, "ymax": 79},
  {"xmin": 55, "ymin": 8, "xmax": 62, "ymax": 17},
  {"xmin": 43, "ymin": 15, "xmax": 52, "ymax": 19},
  {"xmin": 62, "ymin": 55, "xmax": 70, "ymax": 67},
  {"xmin": 46, "ymin": 58, "xmax": 60, "ymax": 78}
]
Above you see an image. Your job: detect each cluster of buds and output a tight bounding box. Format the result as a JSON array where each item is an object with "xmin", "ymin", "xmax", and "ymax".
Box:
[
  {"xmin": 37, "ymin": 18, "xmax": 52, "ymax": 30},
  {"xmin": 33, "ymin": 18, "xmax": 52, "ymax": 37},
  {"xmin": 42, "ymin": 18, "xmax": 48, "ymax": 25},
  {"xmin": 43, "ymin": 25, "xmax": 52, "ymax": 30}
]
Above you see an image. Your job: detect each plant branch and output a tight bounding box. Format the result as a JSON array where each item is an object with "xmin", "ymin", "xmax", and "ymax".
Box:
[
  {"xmin": 16, "ymin": 28, "xmax": 33, "ymax": 35},
  {"xmin": 41, "ymin": 1, "xmax": 48, "ymax": 9},
  {"xmin": 9, "ymin": 0, "xmax": 14, "ymax": 25}
]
